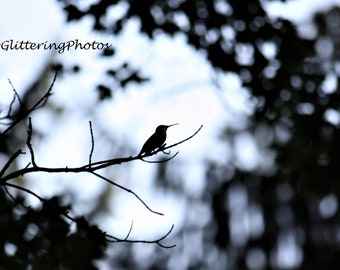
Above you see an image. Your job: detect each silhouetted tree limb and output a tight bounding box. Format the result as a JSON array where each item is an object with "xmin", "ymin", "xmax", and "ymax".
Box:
[
  {"xmin": 91, "ymin": 171, "xmax": 164, "ymax": 216},
  {"xmin": 0, "ymin": 79, "xmax": 22, "ymax": 121},
  {"xmin": 1, "ymin": 72, "xmax": 57, "ymax": 135},
  {"xmin": 82, "ymin": 125, "xmax": 203, "ymax": 168},
  {"xmin": 7, "ymin": 78, "xmax": 23, "ymax": 106},
  {"xmin": 0, "ymin": 149, "xmax": 23, "ymax": 178},
  {"xmin": 1, "ymin": 112, "xmax": 164, "ymax": 217},
  {"xmin": 0, "ymin": 118, "xmax": 201, "ymax": 214},
  {"xmin": 4, "ymin": 181, "xmax": 175, "ymax": 248},
  {"xmin": 105, "ymin": 224, "xmax": 176, "ymax": 248},
  {"xmin": 88, "ymin": 120, "xmax": 95, "ymax": 166},
  {"xmin": 26, "ymin": 117, "xmax": 37, "ymax": 167},
  {"xmin": 0, "ymin": 74, "xmax": 202, "ymax": 249},
  {"xmin": 5, "ymin": 182, "xmax": 45, "ymax": 202}
]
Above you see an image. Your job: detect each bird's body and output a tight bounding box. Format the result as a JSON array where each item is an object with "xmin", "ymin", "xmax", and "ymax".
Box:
[{"xmin": 138, "ymin": 124, "xmax": 177, "ymax": 156}]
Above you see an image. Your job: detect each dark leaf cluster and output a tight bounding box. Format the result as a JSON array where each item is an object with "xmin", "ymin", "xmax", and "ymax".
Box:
[{"xmin": 0, "ymin": 193, "xmax": 106, "ymax": 270}]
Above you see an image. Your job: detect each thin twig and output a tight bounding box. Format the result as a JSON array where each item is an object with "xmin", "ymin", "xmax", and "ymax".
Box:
[
  {"xmin": 4, "ymin": 182, "xmax": 45, "ymax": 201},
  {"xmin": 3, "ymin": 72, "xmax": 57, "ymax": 135},
  {"xmin": 81, "ymin": 125, "xmax": 203, "ymax": 170},
  {"xmin": 81, "ymin": 156, "xmax": 134, "ymax": 170},
  {"xmin": 0, "ymin": 126, "xmax": 203, "ymax": 183},
  {"xmin": 163, "ymin": 125, "xmax": 203, "ymax": 152},
  {"xmin": 2, "ymin": 185, "xmax": 17, "ymax": 202},
  {"xmin": 8, "ymin": 78, "xmax": 23, "ymax": 106},
  {"xmin": 125, "ymin": 221, "xmax": 134, "ymax": 240},
  {"xmin": 3, "ymin": 181, "xmax": 174, "ymax": 248},
  {"xmin": 0, "ymin": 149, "xmax": 23, "ymax": 178},
  {"xmin": 88, "ymin": 121, "xmax": 94, "ymax": 166},
  {"xmin": 0, "ymin": 72, "xmax": 188, "ymax": 248},
  {"xmin": 26, "ymin": 118, "xmax": 37, "ymax": 167},
  {"xmin": 91, "ymin": 171, "xmax": 164, "ymax": 216},
  {"xmin": 155, "ymin": 224, "xmax": 176, "ymax": 248},
  {"xmin": 7, "ymin": 94, "xmax": 16, "ymax": 119},
  {"xmin": 105, "ymin": 224, "xmax": 176, "ymax": 248},
  {"xmin": 2, "ymin": 184, "xmax": 37, "ymax": 209},
  {"xmin": 29, "ymin": 72, "xmax": 57, "ymax": 111}
]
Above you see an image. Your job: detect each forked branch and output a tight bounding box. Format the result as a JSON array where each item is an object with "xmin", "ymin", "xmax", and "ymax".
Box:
[
  {"xmin": 0, "ymin": 73, "xmax": 203, "ymax": 248},
  {"xmin": 105, "ymin": 224, "xmax": 176, "ymax": 248}
]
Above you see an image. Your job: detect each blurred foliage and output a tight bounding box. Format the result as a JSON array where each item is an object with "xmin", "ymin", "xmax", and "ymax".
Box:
[
  {"xmin": 1, "ymin": 0, "xmax": 340, "ymax": 269},
  {"xmin": 0, "ymin": 193, "xmax": 107, "ymax": 269}
]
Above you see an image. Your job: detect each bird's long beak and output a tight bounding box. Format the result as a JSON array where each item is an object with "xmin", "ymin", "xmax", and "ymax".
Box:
[{"xmin": 167, "ymin": 123, "xmax": 178, "ymax": 128}]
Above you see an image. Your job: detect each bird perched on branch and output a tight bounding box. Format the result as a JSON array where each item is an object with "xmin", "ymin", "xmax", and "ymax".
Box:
[{"xmin": 138, "ymin": 124, "xmax": 178, "ymax": 156}]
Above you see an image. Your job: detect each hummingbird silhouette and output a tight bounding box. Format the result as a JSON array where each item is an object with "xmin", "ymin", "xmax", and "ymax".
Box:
[{"xmin": 138, "ymin": 124, "xmax": 178, "ymax": 156}]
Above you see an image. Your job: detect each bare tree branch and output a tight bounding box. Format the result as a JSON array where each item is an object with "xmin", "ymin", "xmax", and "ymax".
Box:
[
  {"xmin": 0, "ymin": 74, "xmax": 203, "ymax": 248},
  {"xmin": 3, "ymin": 184, "xmax": 17, "ymax": 202},
  {"xmin": 26, "ymin": 117, "xmax": 37, "ymax": 167},
  {"xmin": 6, "ymin": 92, "xmax": 17, "ymax": 119},
  {"xmin": 88, "ymin": 121, "xmax": 95, "ymax": 166},
  {"xmin": 163, "ymin": 124, "xmax": 203, "ymax": 151},
  {"xmin": 0, "ymin": 79, "xmax": 21, "ymax": 121},
  {"xmin": 0, "ymin": 149, "xmax": 24, "ymax": 178},
  {"xmin": 91, "ymin": 171, "xmax": 164, "ymax": 216},
  {"xmin": 8, "ymin": 78, "xmax": 23, "ymax": 107},
  {"xmin": 125, "ymin": 221, "xmax": 134, "ymax": 240},
  {"xmin": 0, "ymin": 123, "xmax": 202, "ymax": 216},
  {"xmin": 2, "ymin": 72, "xmax": 57, "ymax": 135},
  {"xmin": 80, "ymin": 125, "xmax": 203, "ymax": 170},
  {"xmin": 105, "ymin": 224, "xmax": 176, "ymax": 248},
  {"xmin": 4, "ymin": 182, "xmax": 45, "ymax": 202},
  {"xmin": 1, "ymin": 122, "xmax": 202, "ymax": 218}
]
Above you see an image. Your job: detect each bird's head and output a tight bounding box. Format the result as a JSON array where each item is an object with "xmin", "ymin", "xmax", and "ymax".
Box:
[{"xmin": 155, "ymin": 123, "xmax": 178, "ymax": 133}]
